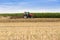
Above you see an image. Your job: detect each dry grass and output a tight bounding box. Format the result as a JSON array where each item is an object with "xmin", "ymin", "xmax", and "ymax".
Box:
[
  {"xmin": 0, "ymin": 18, "xmax": 60, "ymax": 22},
  {"xmin": 0, "ymin": 18, "xmax": 60, "ymax": 40}
]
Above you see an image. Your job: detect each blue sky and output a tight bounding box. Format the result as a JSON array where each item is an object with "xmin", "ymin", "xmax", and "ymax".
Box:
[{"xmin": 0, "ymin": 0, "xmax": 60, "ymax": 13}]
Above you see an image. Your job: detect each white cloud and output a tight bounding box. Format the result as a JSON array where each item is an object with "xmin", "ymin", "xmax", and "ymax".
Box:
[
  {"xmin": 0, "ymin": 6, "xmax": 60, "ymax": 13},
  {"xmin": 0, "ymin": 0, "xmax": 59, "ymax": 13},
  {"xmin": 47, "ymin": 0, "xmax": 58, "ymax": 1},
  {"xmin": 32, "ymin": 0, "xmax": 58, "ymax": 3}
]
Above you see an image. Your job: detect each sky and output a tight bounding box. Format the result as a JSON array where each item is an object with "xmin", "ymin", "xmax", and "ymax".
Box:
[{"xmin": 0, "ymin": 0, "xmax": 60, "ymax": 13}]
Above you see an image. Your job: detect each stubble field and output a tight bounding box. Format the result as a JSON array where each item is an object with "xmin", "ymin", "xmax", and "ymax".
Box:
[{"xmin": 0, "ymin": 18, "xmax": 60, "ymax": 40}]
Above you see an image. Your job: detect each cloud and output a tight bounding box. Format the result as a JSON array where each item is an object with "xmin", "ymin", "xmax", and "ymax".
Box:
[
  {"xmin": 47, "ymin": 0, "xmax": 58, "ymax": 2},
  {"xmin": 0, "ymin": 1, "xmax": 30, "ymax": 13},
  {"xmin": 29, "ymin": 0, "xmax": 58, "ymax": 3},
  {"xmin": 0, "ymin": 0, "xmax": 59, "ymax": 13},
  {"xmin": 0, "ymin": 5, "xmax": 60, "ymax": 13}
]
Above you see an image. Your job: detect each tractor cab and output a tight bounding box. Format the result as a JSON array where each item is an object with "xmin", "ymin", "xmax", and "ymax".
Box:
[{"xmin": 23, "ymin": 12, "xmax": 32, "ymax": 18}]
